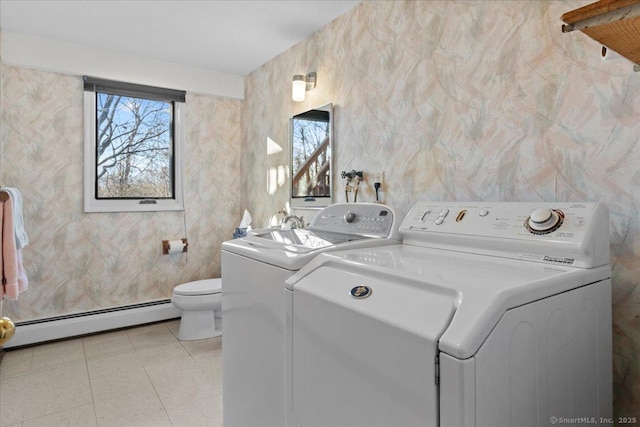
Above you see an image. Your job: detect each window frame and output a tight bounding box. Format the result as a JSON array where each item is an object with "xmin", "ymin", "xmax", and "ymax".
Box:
[{"xmin": 83, "ymin": 77, "xmax": 186, "ymax": 213}]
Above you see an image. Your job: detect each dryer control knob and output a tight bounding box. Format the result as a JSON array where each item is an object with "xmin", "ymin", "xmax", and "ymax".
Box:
[
  {"xmin": 525, "ymin": 208, "xmax": 564, "ymax": 234},
  {"xmin": 345, "ymin": 212, "xmax": 357, "ymax": 223},
  {"xmin": 530, "ymin": 208, "xmax": 552, "ymax": 224}
]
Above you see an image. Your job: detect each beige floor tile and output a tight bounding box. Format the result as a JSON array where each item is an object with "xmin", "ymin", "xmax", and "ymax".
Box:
[
  {"xmin": 135, "ymin": 341, "xmax": 193, "ymax": 368},
  {"xmin": 165, "ymin": 319, "xmax": 181, "ymax": 337},
  {"xmin": 30, "ymin": 339, "xmax": 86, "ymax": 373},
  {"xmin": 89, "ymin": 362, "xmax": 155, "ymax": 403},
  {"xmin": 0, "ymin": 374, "xmax": 28, "ymax": 426},
  {"xmin": 164, "ymin": 392, "xmax": 223, "ymax": 427},
  {"xmin": 22, "ymin": 362, "xmax": 92, "ymax": 421},
  {"xmin": 93, "ymin": 385, "xmax": 171, "ymax": 427},
  {"xmin": 198, "ymin": 358, "xmax": 223, "ymax": 387},
  {"xmin": 86, "ymin": 348, "xmax": 141, "ymax": 379},
  {"xmin": 146, "ymin": 360, "xmax": 218, "ymax": 411},
  {"xmin": 86, "ymin": 348, "xmax": 154, "ymax": 403},
  {"xmin": 0, "ymin": 346, "xmax": 33, "ymax": 381},
  {"xmin": 82, "ymin": 329, "xmax": 135, "ymax": 361},
  {"xmin": 144, "ymin": 356, "xmax": 202, "ymax": 383},
  {"xmin": 187, "ymin": 338, "xmax": 222, "ymax": 383},
  {"xmin": 21, "ymin": 404, "xmax": 97, "ymax": 427},
  {"xmin": 126, "ymin": 322, "xmax": 177, "ymax": 350},
  {"xmin": 181, "ymin": 335, "xmax": 221, "ymax": 359},
  {"xmin": 0, "ymin": 321, "xmax": 222, "ymax": 427},
  {"xmin": 31, "ymin": 338, "xmax": 84, "ymax": 357}
]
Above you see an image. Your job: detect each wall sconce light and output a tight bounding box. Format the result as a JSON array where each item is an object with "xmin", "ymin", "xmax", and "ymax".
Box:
[{"xmin": 292, "ymin": 72, "xmax": 317, "ymax": 102}]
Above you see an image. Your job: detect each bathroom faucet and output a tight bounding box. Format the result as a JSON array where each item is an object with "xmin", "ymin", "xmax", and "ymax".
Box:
[{"xmin": 283, "ymin": 214, "xmax": 305, "ymax": 229}]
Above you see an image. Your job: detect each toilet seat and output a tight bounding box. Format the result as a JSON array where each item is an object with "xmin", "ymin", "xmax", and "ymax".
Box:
[{"xmin": 173, "ymin": 278, "xmax": 221, "ymax": 296}]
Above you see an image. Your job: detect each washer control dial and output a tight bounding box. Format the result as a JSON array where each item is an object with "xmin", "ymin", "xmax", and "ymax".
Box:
[
  {"xmin": 525, "ymin": 208, "xmax": 564, "ymax": 234},
  {"xmin": 345, "ymin": 212, "xmax": 357, "ymax": 223}
]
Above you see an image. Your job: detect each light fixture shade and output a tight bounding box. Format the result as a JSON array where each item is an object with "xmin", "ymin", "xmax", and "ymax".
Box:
[{"xmin": 292, "ymin": 75, "xmax": 306, "ymax": 102}]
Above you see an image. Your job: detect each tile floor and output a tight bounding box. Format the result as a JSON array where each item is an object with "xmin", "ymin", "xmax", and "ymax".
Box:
[{"xmin": 0, "ymin": 320, "xmax": 222, "ymax": 427}]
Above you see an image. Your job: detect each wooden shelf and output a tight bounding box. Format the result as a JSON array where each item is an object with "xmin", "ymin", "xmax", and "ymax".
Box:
[{"xmin": 562, "ymin": 0, "xmax": 640, "ymax": 67}]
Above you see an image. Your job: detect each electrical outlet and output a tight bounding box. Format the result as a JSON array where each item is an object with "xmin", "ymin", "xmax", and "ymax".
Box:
[{"xmin": 374, "ymin": 171, "xmax": 384, "ymax": 184}]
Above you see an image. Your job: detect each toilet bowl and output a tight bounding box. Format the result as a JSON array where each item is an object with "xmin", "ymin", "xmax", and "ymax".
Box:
[{"xmin": 171, "ymin": 278, "xmax": 222, "ymax": 340}]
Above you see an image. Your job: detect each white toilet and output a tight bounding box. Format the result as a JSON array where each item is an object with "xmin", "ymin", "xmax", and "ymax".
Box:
[{"xmin": 171, "ymin": 278, "xmax": 222, "ymax": 340}]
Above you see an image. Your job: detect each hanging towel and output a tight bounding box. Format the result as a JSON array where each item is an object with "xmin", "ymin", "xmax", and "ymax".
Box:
[
  {"xmin": 2, "ymin": 187, "xmax": 28, "ymax": 249},
  {"xmin": 0, "ymin": 196, "xmax": 28, "ymax": 300}
]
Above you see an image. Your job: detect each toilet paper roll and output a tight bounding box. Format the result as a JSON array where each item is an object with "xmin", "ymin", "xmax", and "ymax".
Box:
[
  {"xmin": 168, "ymin": 239, "xmax": 185, "ymax": 254},
  {"xmin": 601, "ymin": 46, "xmax": 624, "ymax": 61}
]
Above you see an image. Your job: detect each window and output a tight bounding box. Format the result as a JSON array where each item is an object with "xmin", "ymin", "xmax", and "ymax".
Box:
[{"xmin": 83, "ymin": 76, "xmax": 186, "ymax": 212}]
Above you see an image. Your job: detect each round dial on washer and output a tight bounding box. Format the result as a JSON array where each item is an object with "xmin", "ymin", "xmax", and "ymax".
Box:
[
  {"xmin": 345, "ymin": 212, "xmax": 357, "ymax": 223},
  {"xmin": 525, "ymin": 208, "xmax": 564, "ymax": 235}
]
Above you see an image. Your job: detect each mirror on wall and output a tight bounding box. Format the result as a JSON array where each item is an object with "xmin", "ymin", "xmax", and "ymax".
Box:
[{"xmin": 290, "ymin": 103, "xmax": 333, "ymax": 209}]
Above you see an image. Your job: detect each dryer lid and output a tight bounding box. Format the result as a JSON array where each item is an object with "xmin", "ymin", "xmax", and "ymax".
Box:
[
  {"xmin": 287, "ymin": 244, "xmax": 609, "ymax": 359},
  {"xmin": 291, "ymin": 264, "xmax": 454, "ymax": 426},
  {"xmin": 174, "ymin": 279, "xmax": 221, "ymax": 296},
  {"xmin": 293, "ymin": 264, "xmax": 457, "ymax": 343}
]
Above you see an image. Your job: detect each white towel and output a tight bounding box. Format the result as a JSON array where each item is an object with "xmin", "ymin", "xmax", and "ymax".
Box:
[{"xmin": 3, "ymin": 188, "xmax": 28, "ymax": 249}]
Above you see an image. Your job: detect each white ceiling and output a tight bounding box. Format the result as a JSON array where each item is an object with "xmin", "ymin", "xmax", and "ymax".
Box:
[{"xmin": 0, "ymin": 0, "xmax": 361, "ymax": 76}]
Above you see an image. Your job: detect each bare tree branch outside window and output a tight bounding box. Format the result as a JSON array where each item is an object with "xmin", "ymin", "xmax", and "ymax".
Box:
[
  {"xmin": 292, "ymin": 117, "xmax": 330, "ymax": 197},
  {"xmin": 96, "ymin": 93, "xmax": 173, "ymax": 198}
]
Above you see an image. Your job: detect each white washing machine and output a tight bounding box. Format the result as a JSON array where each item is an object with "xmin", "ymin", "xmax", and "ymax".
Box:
[
  {"xmin": 285, "ymin": 202, "xmax": 612, "ymax": 427},
  {"xmin": 221, "ymin": 203, "xmax": 403, "ymax": 427}
]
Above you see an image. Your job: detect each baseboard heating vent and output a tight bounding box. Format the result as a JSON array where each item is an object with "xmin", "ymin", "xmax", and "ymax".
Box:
[{"xmin": 2, "ymin": 299, "xmax": 181, "ymax": 349}]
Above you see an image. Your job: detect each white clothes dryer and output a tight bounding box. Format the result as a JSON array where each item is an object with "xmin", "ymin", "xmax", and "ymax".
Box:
[
  {"xmin": 221, "ymin": 203, "xmax": 402, "ymax": 427},
  {"xmin": 285, "ymin": 202, "xmax": 612, "ymax": 427}
]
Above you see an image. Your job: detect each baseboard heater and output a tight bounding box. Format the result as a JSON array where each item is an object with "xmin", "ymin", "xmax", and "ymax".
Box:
[{"xmin": 2, "ymin": 299, "xmax": 181, "ymax": 349}]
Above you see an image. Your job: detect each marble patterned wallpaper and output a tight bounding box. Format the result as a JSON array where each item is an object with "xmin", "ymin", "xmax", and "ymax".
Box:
[
  {"xmin": 0, "ymin": 65, "xmax": 242, "ymax": 321},
  {"xmin": 241, "ymin": 0, "xmax": 640, "ymax": 415}
]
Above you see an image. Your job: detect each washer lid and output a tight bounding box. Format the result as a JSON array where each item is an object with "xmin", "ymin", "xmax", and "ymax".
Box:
[
  {"xmin": 221, "ymin": 203, "xmax": 402, "ymax": 271},
  {"xmin": 222, "ymin": 230, "xmax": 399, "ymax": 271},
  {"xmin": 174, "ymin": 279, "xmax": 221, "ymax": 296},
  {"xmin": 251, "ymin": 228, "xmax": 366, "ymax": 250}
]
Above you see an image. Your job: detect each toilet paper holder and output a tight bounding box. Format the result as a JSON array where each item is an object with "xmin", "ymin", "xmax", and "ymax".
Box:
[{"xmin": 162, "ymin": 238, "xmax": 188, "ymax": 255}]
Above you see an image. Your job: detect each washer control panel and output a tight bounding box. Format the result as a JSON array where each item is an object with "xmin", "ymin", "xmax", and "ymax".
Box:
[
  {"xmin": 400, "ymin": 202, "xmax": 610, "ymax": 268},
  {"xmin": 309, "ymin": 203, "xmax": 400, "ymax": 238}
]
